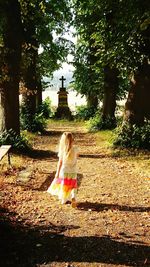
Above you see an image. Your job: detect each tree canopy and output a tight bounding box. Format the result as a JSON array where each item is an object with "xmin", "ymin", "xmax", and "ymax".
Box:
[{"xmin": 0, "ymin": 0, "xmax": 150, "ymax": 149}]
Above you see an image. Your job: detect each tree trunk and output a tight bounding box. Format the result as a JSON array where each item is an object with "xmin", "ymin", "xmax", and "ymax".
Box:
[
  {"xmin": 0, "ymin": 0, "xmax": 22, "ymax": 134},
  {"xmin": 0, "ymin": 86, "xmax": 20, "ymax": 133},
  {"xmin": 86, "ymin": 34, "xmax": 99, "ymax": 111},
  {"xmin": 86, "ymin": 93, "xmax": 98, "ymax": 109},
  {"xmin": 102, "ymin": 66, "xmax": 118, "ymax": 126},
  {"xmin": 36, "ymin": 78, "xmax": 43, "ymax": 107},
  {"xmin": 124, "ymin": 61, "xmax": 150, "ymax": 125},
  {"xmin": 22, "ymin": 26, "xmax": 39, "ymax": 117},
  {"xmin": 22, "ymin": 45, "xmax": 38, "ymax": 119}
]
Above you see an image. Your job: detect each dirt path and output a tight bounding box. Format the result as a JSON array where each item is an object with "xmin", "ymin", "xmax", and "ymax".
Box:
[{"xmin": 0, "ymin": 122, "xmax": 150, "ymax": 267}]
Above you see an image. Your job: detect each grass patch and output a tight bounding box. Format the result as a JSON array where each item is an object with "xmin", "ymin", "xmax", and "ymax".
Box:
[
  {"xmin": 94, "ymin": 130, "xmax": 115, "ymax": 156},
  {"xmin": 94, "ymin": 130, "xmax": 150, "ymax": 177},
  {"xmin": 124, "ymin": 153, "xmax": 150, "ymax": 177},
  {"xmin": 47, "ymin": 119, "xmax": 87, "ymax": 129}
]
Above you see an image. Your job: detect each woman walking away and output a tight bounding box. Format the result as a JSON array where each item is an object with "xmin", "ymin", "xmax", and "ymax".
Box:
[{"xmin": 47, "ymin": 132, "xmax": 78, "ymax": 207}]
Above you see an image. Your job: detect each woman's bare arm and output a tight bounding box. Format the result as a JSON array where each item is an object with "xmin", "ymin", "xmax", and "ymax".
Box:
[{"xmin": 55, "ymin": 158, "xmax": 62, "ymax": 178}]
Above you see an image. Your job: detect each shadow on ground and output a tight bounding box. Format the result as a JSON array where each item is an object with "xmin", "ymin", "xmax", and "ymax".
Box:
[
  {"xmin": 77, "ymin": 201, "xmax": 150, "ymax": 213},
  {"xmin": 13, "ymin": 148, "xmax": 57, "ymax": 160},
  {"xmin": 34, "ymin": 173, "xmax": 84, "ymax": 192},
  {"xmin": 26, "ymin": 149, "xmax": 57, "ymax": 159},
  {"xmin": 35, "ymin": 172, "xmax": 55, "ymax": 191},
  {"xmin": 0, "ymin": 209, "xmax": 150, "ymax": 267}
]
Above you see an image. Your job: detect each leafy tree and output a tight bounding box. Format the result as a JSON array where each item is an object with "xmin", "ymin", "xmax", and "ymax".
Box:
[
  {"xmin": 0, "ymin": 0, "xmax": 72, "ymax": 135},
  {"xmin": 72, "ymin": 0, "xmax": 121, "ymax": 126},
  {"xmin": 72, "ymin": 0, "xmax": 100, "ymax": 111},
  {"xmin": 93, "ymin": 0, "xmax": 150, "ymax": 126},
  {"xmin": 123, "ymin": 3, "xmax": 150, "ymax": 125},
  {"xmin": 20, "ymin": 0, "xmax": 72, "ymax": 129},
  {"xmin": 73, "ymin": 0, "xmax": 150, "ymax": 131}
]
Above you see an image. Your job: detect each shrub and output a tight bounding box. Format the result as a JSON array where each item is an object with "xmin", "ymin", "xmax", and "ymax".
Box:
[
  {"xmin": 37, "ymin": 97, "xmax": 53, "ymax": 119},
  {"xmin": 113, "ymin": 122, "xmax": 150, "ymax": 149},
  {"xmin": 0, "ymin": 129, "xmax": 31, "ymax": 151},
  {"xmin": 75, "ymin": 105, "xmax": 97, "ymax": 121},
  {"xmin": 87, "ymin": 112, "xmax": 117, "ymax": 132},
  {"xmin": 20, "ymin": 104, "xmax": 47, "ymax": 133}
]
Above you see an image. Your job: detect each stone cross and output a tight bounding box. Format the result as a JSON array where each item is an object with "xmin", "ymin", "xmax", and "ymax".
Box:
[
  {"xmin": 59, "ymin": 75, "xmax": 66, "ymax": 89},
  {"xmin": 55, "ymin": 75, "xmax": 72, "ymax": 119}
]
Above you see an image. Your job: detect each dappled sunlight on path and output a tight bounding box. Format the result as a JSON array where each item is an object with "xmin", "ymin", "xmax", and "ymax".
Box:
[{"xmin": 1, "ymin": 121, "xmax": 150, "ymax": 267}]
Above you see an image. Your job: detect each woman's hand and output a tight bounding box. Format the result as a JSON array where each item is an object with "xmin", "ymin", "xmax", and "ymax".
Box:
[{"xmin": 54, "ymin": 175, "xmax": 58, "ymax": 179}]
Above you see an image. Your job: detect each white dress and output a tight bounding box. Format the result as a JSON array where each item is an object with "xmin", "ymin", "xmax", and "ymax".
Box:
[{"xmin": 47, "ymin": 146, "xmax": 78, "ymax": 203}]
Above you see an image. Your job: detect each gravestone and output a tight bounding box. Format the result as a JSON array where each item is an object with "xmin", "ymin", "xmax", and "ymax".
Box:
[
  {"xmin": 55, "ymin": 76, "xmax": 72, "ymax": 120},
  {"xmin": 17, "ymin": 166, "xmax": 33, "ymax": 184}
]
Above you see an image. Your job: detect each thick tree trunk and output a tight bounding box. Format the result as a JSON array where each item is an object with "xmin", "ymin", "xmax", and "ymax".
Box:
[
  {"xmin": 86, "ymin": 35, "xmax": 99, "ymax": 111},
  {"xmin": 36, "ymin": 79, "xmax": 43, "ymax": 107},
  {"xmin": 86, "ymin": 93, "xmax": 98, "ymax": 109},
  {"xmin": 22, "ymin": 45, "xmax": 38, "ymax": 119},
  {"xmin": 22, "ymin": 25, "xmax": 39, "ymax": 117},
  {"xmin": 102, "ymin": 66, "xmax": 118, "ymax": 126},
  {"xmin": 0, "ymin": 85, "xmax": 20, "ymax": 133},
  {"xmin": 0, "ymin": 0, "xmax": 22, "ymax": 134},
  {"xmin": 124, "ymin": 61, "xmax": 150, "ymax": 125}
]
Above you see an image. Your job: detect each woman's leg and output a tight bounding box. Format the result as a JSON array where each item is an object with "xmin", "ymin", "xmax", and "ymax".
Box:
[{"xmin": 71, "ymin": 189, "xmax": 77, "ymax": 208}]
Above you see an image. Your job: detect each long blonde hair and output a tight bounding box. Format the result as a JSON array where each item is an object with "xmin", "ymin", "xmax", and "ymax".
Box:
[{"xmin": 58, "ymin": 132, "xmax": 74, "ymax": 159}]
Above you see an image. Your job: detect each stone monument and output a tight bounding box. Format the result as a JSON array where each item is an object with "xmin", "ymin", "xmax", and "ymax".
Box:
[{"xmin": 55, "ymin": 76, "xmax": 72, "ymax": 120}]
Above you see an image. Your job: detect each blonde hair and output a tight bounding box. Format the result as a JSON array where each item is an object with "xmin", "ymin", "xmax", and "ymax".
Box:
[{"xmin": 58, "ymin": 132, "xmax": 74, "ymax": 159}]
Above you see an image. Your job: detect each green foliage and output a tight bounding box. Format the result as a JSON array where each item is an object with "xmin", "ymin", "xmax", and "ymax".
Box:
[
  {"xmin": 0, "ymin": 129, "xmax": 31, "ymax": 151},
  {"xmin": 20, "ymin": 104, "xmax": 47, "ymax": 133},
  {"xmin": 19, "ymin": 0, "xmax": 73, "ymax": 94},
  {"xmin": 72, "ymin": 2, "xmax": 103, "ymax": 102},
  {"xmin": 75, "ymin": 105, "xmax": 97, "ymax": 120},
  {"xmin": 72, "ymin": 0, "xmax": 150, "ymax": 104},
  {"xmin": 87, "ymin": 112, "xmax": 117, "ymax": 132},
  {"xmin": 113, "ymin": 122, "xmax": 150, "ymax": 149},
  {"xmin": 90, "ymin": 0, "xmax": 150, "ymax": 73},
  {"xmin": 37, "ymin": 97, "xmax": 53, "ymax": 119}
]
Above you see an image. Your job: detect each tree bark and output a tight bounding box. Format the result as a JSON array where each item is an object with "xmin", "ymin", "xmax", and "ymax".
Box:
[
  {"xmin": 36, "ymin": 78, "xmax": 43, "ymax": 107},
  {"xmin": 0, "ymin": 0, "xmax": 22, "ymax": 134},
  {"xmin": 102, "ymin": 66, "xmax": 118, "ymax": 126},
  {"xmin": 22, "ymin": 50, "xmax": 37, "ymax": 117},
  {"xmin": 124, "ymin": 61, "xmax": 150, "ymax": 125},
  {"xmin": 86, "ymin": 93, "xmax": 98, "ymax": 109},
  {"xmin": 22, "ymin": 22, "xmax": 40, "ymax": 117}
]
